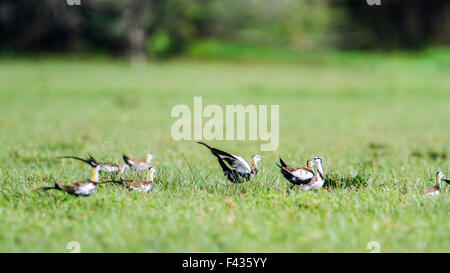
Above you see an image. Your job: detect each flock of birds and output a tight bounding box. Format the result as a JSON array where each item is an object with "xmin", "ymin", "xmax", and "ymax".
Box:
[{"xmin": 43, "ymin": 141, "xmax": 449, "ymax": 197}]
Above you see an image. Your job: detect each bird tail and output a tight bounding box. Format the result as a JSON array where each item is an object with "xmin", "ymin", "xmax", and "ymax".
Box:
[
  {"xmin": 197, "ymin": 141, "xmax": 213, "ymax": 150},
  {"xmin": 59, "ymin": 155, "xmax": 96, "ymax": 168},
  {"xmin": 216, "ymin": 156, "xmax": 232, "ymax": 173},
  {"xmin": 99, "ymin": 180, "xmax": 124, "ymax": 185},
  {"xmin": 87, "ymin": 154, "xmax": 99, "ymax": 167},
  {"xmin": 123, "ymin": 155, "xmax": 131, "ymax": 165},
  {"xmin": 279, "ymin": 157, "xmax": 288, "ymax": 168},
  {"xmin": 41, "ymin": 183, "xmax": 61, "ymax": 191}
]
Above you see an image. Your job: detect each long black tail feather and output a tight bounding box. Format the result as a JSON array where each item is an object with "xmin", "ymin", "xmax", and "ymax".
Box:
[
  {"xmin": 59, "ymin": 155, "xmax": 96, "ymax": 167},
  {"xmin": 279, "ymin": 157, "xmax": 288, "ymax": 168}
]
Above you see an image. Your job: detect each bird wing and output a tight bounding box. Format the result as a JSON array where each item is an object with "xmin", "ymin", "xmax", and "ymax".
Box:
[
  {"xmin": 443, "ymin": 179, "xmax": 450, "ymax": 185},
  {"xmin": 424, "ymin": 186, "xmax": 438, "ymax": 193},
  {"xmin": 291, "ymin": 168, "xmax": 315, "ymax": 180},
  {"xmin": 276, "ymin": 163, "xmax": 314, "ymax": 184},
  {"xmin": 197, "ymin": 141, "xmax": 251, "ymax": 174},
  {"xmin": 57, "ymin": 180, "xmax": 92, "ymax": 193},
  {"xmin": 125, "ymin": 180, "xmax": 150, "ymax": 189}
]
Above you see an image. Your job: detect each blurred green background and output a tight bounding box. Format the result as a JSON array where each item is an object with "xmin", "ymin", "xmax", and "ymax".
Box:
[{"xmin": 1, "ymin": 0, "xmax": 450, "ymax": 59}]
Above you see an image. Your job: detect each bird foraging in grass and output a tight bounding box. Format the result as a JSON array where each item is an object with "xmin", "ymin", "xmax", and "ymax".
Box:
[
  {"xmin": 302, "ymin": 157, "xmax": 325, "ymax": 191},
  {"xmin": 424, "ymin": 171, "xmax": 448, "ymax": 196},
  {"xmin": 197, "ymin": 141, "xmax": 262, "ymax": 183},
  {"xmin": 120, "ymin": 153, "xmax": 154, "ymax": 173},
  {"xmin": 43, "ymin": 166, "xmax": 101, "ymax": 196},
  {"xmin": 276, "ymin": 157, "xmax": 315, "ymax": 186},
  {"xmin": 277, "ymin": 156, "xmax": 325, "ymax": 191},
  {"xmin": 110, "ymin": 167, "xmax": 157, "ymax": 193},
  {"xmin": 59, "ymin": 154, "xmax": 120, "ymax": 173}
]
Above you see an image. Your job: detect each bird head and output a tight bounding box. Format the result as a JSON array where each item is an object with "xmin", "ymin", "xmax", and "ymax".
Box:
[
  {"xmin": 313, "ymin": 156, "xmax": 323, "ymax": 166},
  {"xmin": 252, "ymin": 155, "xmax": 263, "ymax": 163}
]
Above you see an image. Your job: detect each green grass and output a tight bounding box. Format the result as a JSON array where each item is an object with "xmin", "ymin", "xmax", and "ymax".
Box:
[{"xmin": 0, "ymin": 49, "xmax": 449, "ymax": 252}]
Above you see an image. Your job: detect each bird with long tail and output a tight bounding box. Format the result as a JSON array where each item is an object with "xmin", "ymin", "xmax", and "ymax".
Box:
[
  {"xmin": 276, "ymin": 157, "xmax": 315, "ymax": 186},
  {"xmin": 59, "ymin": 154, "xmax": 120, "ymax": 173},
  {"xmin": 197, "ymin": 141, "xmax": 262, "ymax": 183},
  {"xmin": 42, "ymin": 166, "xmax": 104, "ymax": 196}
]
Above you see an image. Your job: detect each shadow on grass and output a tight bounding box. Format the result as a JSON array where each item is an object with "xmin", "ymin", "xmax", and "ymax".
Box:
[{"xmin": 324, "ymin": 170, "xmax": 372, "ymax": 190}]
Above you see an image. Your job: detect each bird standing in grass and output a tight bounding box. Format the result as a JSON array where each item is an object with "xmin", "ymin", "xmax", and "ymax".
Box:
[
  {"xmin": 278, "ymin": 156, "xmax": 325, "ymax": 191},
  {"xmin": 425, "ymin": 171, "xmax": 448, "ymax": 196},
  {"xmin": 120, "ymin": 153, "xmax": 154, "ymax": 173},
  {"xmin": 43, "ymin": 166, "xmax": 101, "ymax": 196},
  {"xmin": 111, "ymin": 167, "xmax": 157, "ymax": 193},
  {"xmin": 301, "ymin": 156, "xmax": 326, "ymax": 191},
  {"xmin": 59, "ymin": 154, "xmax": 120, "ymax": 173},
  {"xmin": 276, "ymin": 157, "xmax": 315, "ymax": 186},
  {"xmin": 197, "ymin": 141, "xmax": 262, "ymax": 183}
]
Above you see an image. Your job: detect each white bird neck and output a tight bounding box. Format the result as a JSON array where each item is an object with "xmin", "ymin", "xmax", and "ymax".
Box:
[{"xmin": 315, "ymin": 162, "xmax": 324, "ymax": 180}]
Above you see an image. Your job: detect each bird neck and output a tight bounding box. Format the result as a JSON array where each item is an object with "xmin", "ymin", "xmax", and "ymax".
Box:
[
  {"xmin": 251, "ymin": 158, "xmax": 259, "ymax": 173},
  {"xmin": 90, "ymin": 168, "xmax": 99, "ymax": 183},
  {"xmin": 315, "ymin": 162, "xmax": 324, "ymax": 180},
  {"xmin": 436, "ymin": 175, "xmax": 441, "ymax": 190},
  {"xmin": 147, "ymin": 170, "xmax": 154, "ymax": 182}
]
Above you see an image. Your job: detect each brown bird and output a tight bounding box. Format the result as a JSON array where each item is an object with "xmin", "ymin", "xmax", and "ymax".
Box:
[
  {"xmin": 121, "ymin": 153, "xmax": 154, "ymax": 173},
  {"xmin": 276, "ymin": 157, "xmax": 315, "ymax": 186},
  {"xmin": 197, "ymin": 141, "xmax": 262, "ymax": 183},
  {"xmin": 111, "ymin": 167, "xmax": 157, "ymax": 192},
  {"xmin": 59, "ymin": 154, "xmax": 120, "ymax": 173},
  {"xmin": 425, "ymin": 171, "xmax": 448, "ymax": 196},
  {"xmin": 43, "ymin": 166, "xmax": 101, "ymax": 196}
]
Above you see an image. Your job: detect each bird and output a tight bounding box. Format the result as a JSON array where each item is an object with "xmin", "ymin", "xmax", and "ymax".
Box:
[
  {"xmin": 197, "ymin": 141, "xmax": 262, "ymax": 183},
  {"xmin": 299, "ymin": 156, "xmax": 325, "ymax": 191},
  {"xmin": 424, "ymin": 171, "xmax": 448, "ymax": 196},
  {"xmin": 43, "ymin": 166, "xmax": 101, "ymax": 196},
  {"xmin": 110, "ymin": 167, "xmax": 157, "ymax": 193},
  {"xmin": 120, "ymin": 153, "xmax": 154, "ymax": 173},
  {"xmin": 276, "ymin": 157, "xmax": 315, "ymax": 186},
  {"xmin": 59, "ymin": 154, "xmax": 120, "ymax": 173}
]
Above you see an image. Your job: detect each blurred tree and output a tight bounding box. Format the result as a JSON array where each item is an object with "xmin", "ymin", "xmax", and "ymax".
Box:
[
  {"xmin": 334, "ymin": 0, "xmax": 450, "ymax": 49},
  {"xmin": 0, "ymin": 0, "xmax": 448, "ymax": 57}
]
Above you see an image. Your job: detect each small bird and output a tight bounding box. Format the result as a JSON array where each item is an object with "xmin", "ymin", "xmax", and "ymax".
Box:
[
  {"xmin": 197, "ymin": 141, "xmax": 262, "ymax": 183},
  {"xmin": 43, "ymin": 166, "xmax": 101, "ymax": 196},
  {"xmin": 424, "ymin": 171, "xmax": 448, "ymax": 196},
  {"xmin": 120, "ymin": 153, "xmax": 154, "ymax": 173},
  {"xmin": 59, "ymin": 154, "xmax": 120, "ymax": 173},
  {"xmin": 111, "ymin": 167, "xmax": 157, "ymax": 193},
  {"xmin": 276, "ymin": 157, "xmax": 315, "ymax": 186}
]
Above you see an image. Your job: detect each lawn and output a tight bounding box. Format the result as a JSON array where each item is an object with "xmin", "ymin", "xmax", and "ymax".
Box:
[{"xmin": 0, "ymin": 49, "xmax": 449, "ymax": 252}]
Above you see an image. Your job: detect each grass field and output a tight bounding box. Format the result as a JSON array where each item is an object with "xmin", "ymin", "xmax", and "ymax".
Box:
[{"xmin": 0, "ymin": 49, "xmax": 449, "ymax": 252}]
